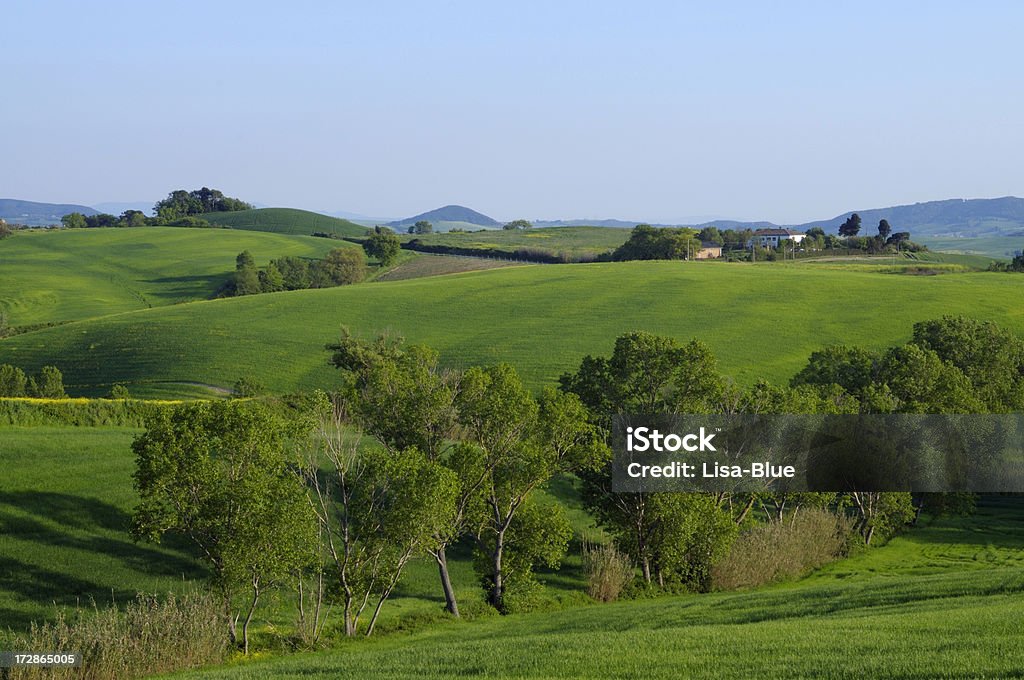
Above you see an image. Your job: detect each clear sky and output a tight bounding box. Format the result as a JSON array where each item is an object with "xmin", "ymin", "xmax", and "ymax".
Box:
[{"xmin": 3, "ymin": 1, "xmax": 1022, "ymax": 223}]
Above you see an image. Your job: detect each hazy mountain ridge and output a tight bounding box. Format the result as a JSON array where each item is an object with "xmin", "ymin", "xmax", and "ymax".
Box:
[
  {"xmin": 388, "ymin": 204, "xmax": 501, "ymax": 228},
  {"xmin": 0, "ymin": 198, "xmax": 98, "ymax": 225}
]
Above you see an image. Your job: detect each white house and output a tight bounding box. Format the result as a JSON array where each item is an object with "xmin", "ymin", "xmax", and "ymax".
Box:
[{"xmin": 747, "ymin": 228, "xmax": 806, "ymax": 249}]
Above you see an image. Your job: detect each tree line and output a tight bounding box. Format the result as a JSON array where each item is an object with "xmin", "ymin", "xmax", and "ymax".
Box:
[
  {"xmin": 60, "ymin": 187, "xmax": 251, "ymax": 229},
  {"xmin": 130, "ymin": 315, "xmax": 1022, "ymax": 652},
  {"xmin": 0, "ymin": 364, "xmax": 67, "ymax": 398},
  {"xmin": 222, "ymin": 248, "xmax": 367, "ymax": 297}
]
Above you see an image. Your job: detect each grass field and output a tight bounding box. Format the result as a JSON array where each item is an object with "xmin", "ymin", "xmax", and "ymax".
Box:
[
  {"xmin": 402, "ymin": 226, "xmax": 633, "ymax": 259},
  {"xmin": 919, "ymin": 235, "xmax": 1024, "ymax": 260},
  {"xmin": 198, "ymin": 208, "xmax": 367, "ymax": 238},
  {"xmin": 164, "ymin": 496, "xmax": 1024, "ymax": 679},
  {"xmin": 2, "ymin": 261, "xmax": 1023, "ymax": 398},
  {"xmin": 376, "ymin": 254, "xmax": 524, "ymax": 281},
  {"xmin": 0, "ymin": 228, "xmax": 350, "ymax": 327},
  {"xmin": 0, "ymin": 426, "xmax": 206, "ymax": 630}
]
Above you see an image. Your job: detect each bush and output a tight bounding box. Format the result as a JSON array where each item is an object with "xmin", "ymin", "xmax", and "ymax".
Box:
[
  {"xmin": 0, "ymin": 592, "xmax": 228, "ymax": 680},
  {"xmin": 0, "ymin": 398, "xmax": 174, "ymax": 427},
  {"xmin": 582, "ymin": 540, "xmax": 634, "ymax": 602},
  {"xmin": 711, "ymin": 509, "xmax": 853, "ymax": 591}
]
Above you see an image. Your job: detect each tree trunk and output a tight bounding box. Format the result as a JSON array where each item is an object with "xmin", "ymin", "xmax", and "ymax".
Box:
[
  {"xmin": 436, "ymin": 546, "xmax": 460, "ymax": 617},
  {"xmin": 241, "ymin": 587, "xmax": 259, "ymax": 656},
  {"xmin": 641, "ymin": 556, "xmax": 652, "ymax": 583},
  {"xmin": 490, "ymin": 528, "xmax": 506, "ymax": 609}
]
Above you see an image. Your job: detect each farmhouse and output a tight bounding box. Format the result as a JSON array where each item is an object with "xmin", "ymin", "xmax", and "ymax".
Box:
[
  {"xmin": 747, "ymin": 228, "xmax": 806, "ymax": 249},
  {"xmin": 695, "ymin": 242, "xmax": 722, "ymax": 259}
]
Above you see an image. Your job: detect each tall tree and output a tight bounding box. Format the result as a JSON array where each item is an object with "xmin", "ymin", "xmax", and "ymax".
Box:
[
  {"xmin": 363, "ymin": 226, "xmax": 401, "ymax": 265},
  {"xmin": 838, "ymin": 213, "xmax": 862, "ymax": 238},
  {"xmin": 877, "ymin": 218, "xmax": 892, "ymax": 240}
]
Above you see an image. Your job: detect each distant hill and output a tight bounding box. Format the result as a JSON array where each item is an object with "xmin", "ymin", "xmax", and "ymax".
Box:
[
  {"xmin": 794, "ymin": 197, "xmax": 1024, "ymax": 238},
  {"xmin": 0, "ymin": 199, "xmax": 97, "ymax": 226},
  {"xmin": 198, "ymin": 208, "xmax": 368, "ymax": 238},
  {"xmin": 389, "ymin": 205, "xmax": 501, "ymax": 230}
]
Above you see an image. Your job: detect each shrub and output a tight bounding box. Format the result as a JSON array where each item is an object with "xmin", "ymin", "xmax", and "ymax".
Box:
[
  {"xmin": 582, "ymin": 539, "xmax": 634, "ymax": 602},
  {"xmin": 711, "ymin": 509, "xmax": 853, "ymax": 591},
  {"xmin": 0, "ymin": 592, "xmax": 228, "ymax": 680},
  {"xmin": 0, "ymin": 398, "xmax": 174, "ymax": 427}
]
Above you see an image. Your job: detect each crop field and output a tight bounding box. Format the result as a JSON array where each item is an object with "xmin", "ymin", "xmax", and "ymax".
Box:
[
  {"xmin": 402, "ymin": 226, "xmax": 634, "ymax": 259},
  {"xmin": 0, "ymin": 228, "xmax": 350, "ymax": 327},
  {"xmin": 197, "ymin": 208, "xmax": 367, "ymax": 238},
  {"xmin": 918, "ymin": 235, "xmax": 1024, "ymax": 260},
  {"xmin": 375, "ymin": 254, "xmax": 525, "ymax": 281},
  {"xmin": 2, "ymin": 261, "xmax": 1023, "ymax": 398},
  {"xmin": 164, "ymin": 496, "xmax": 1024, "ymax": 679}
]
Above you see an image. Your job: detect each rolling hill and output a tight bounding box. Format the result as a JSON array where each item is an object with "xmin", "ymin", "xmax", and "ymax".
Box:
[
  {"xmin": 798, "ymin": 196, "xmax": 1024, "ymax": 238},
  {"xmin": 0, "ymin": 227, "xmax": 349, "ymax": 328},
  {"xmin": 197, "ymin": 208, "xmax": 368, "ymax": 238},
  {"xmin": 388, "ymin": 204, "xmax": 501, "ymax": 231},
  {"xmin": 2, "ymin": 261, "xmax": 1023, "ymax": 398},
  {"xmin": 0, "ymin": 198, "xmax": 98, "ymax": 226}
]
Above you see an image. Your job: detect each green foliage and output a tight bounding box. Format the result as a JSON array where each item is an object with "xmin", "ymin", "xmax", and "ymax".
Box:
[
  {"xmin": 61, "ymin": 212, "xmax": 88, "ymax": 228},
  {"xmin": 154, "ymin": 187, "xmax": 252, "ymax": 221},
  {"xmin": 0, "ymin": 363, "xmax": 29, "ymax": 396},
  {"xmin": 232, "ymin": 376, "xmax": 266, "ymax": 398},
  {"xmin": 611, "ymin": 224, "xmax": 702, "ymax": 261},
  {"xmin": 839, "ymin": 213, "xmax": 862, "ymax": 237},
  {"xmin": 363, "ymin": 226, "xmax": 401, "ymax": 265},
  {"xmin": 409, "ymin": 220, "xmax": 433, "ymax": 234},
  {"xmin": 317, "ymin": 247, "xmax": 366, "ymax": 285},
  {"xmin": 108, "ymin": 383, "xmax": 130, "ymax": 399},
  {"xmin": 131, "ymin": 401, "xmax": 317, "ymax": 653},
  {"xmin": 503, "ymin": 219, "xmax": 533, "ymax": 230}
]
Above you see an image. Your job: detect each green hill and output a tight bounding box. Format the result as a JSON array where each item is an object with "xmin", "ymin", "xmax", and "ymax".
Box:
[
  {"xmin": 198, "ymin": 208, "xmax": 368, "ymax": 238},
  {"xmin": 2, "ymin": 261, "xmax": 1023, "ymax": 398},
  {"xmin": 0, "ymin": 227, "xmax": 348, "ymax": 328}
]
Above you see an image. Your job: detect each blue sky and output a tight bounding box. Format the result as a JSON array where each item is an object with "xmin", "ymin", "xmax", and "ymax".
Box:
[{"xmin": 3, "ymin": 1, "xmax": 1022, "ymax": 223}]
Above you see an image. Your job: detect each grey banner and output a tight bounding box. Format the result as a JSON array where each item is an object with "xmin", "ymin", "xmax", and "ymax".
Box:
[{"xmin": 612, "ymin": 414, "xmax": 1024, "ymax": 492}]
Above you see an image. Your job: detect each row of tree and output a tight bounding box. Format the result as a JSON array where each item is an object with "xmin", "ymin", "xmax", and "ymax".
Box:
[
  {"xmin": 130, "ymin": 315, "xmax": 1020, "ymax": 653},
  {"xmin": 224, "ymin": 249, "xmax": 367, "ymax": 296},
  {"xmin": 59, "ymin": 188, "xmax": 251, "ymax": 229},
  {"xmin": 0, "ymin": 364, "xmax": 67, "ymax": 398}
]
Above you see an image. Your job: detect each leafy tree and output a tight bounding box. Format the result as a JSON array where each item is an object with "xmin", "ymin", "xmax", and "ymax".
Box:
[
  {"xmin": 258, "ymin": 261, "xmax": 284, "ymax": 292},
  {"xmin": 458, "ymin": 364, "xmax": 605, "ymax": 610},
  {"xmin": 302, "ymin": 405, "xmax": 458, "ymax": 636},
  {"xmin": 0, "ymin": 220, "xmax": 12, "ymax": 239},
  {"xmin": 409, "ymin": 220, "xmax": 433, "ymax": 234},
  {"xmin": 363, "ymin": 226, "xmax": 401, "ymax": 265},
  {"xmin": 232, "ymin": 376, "xmax": 266, "ymax": 398},
  {"xmin": 231, "ymin": 251, "xmax": 261, "ymax": 296},
  {"xmin": 272, "ymin": 256, "xmax": 311, "ymax": 290},
  {"xmin": 32, "ymin": 365, "xmax": 66, "ymax": 398},
  {"xmin": 697, "ymin": 226, "xmax": 724, "ymax": 246},
  {"xmin": 838, "ymin": 213, "xmax": 862, "ymax": 238},
  {"xmin": 0, "ymin": 364, "xmax": 28, "ymax": 396},
  {"xmin": 319, "ymin": 247, "xmax": 366, "ymax": 285},
  {"xmin": 131, "ymin": 401, "xmax": 316, "ymax": 653},
  {"xmin": 85, "ymin": 213, "xmax": 118, "ymax": 228},
  {"xmin": 503, "ymin": 219, "xmax": 533, "ymax": 230},
  {"xmin": 612, "ymin": 224, "xmax": 702, "ymax": 261},
  {"xmin": 109, "ymin": 383, "xmax": 130, "ymax": 399},
  {"xmin": 61, "ymin": 212, "xmax": 88, "ymax": 229},
  {"xmin": 154, "ymin": 188, "xmax": 252, "ymax": 220},
  {"xmin": 236, "ymin": 250, "xmax": 255, "ymax": 269},
  {"xmin": 877, "ymin": 219, "xmax": 892, "ymax": 240},
  {"xmin": 119, "ymin": 210, "xmax": 148, "ymax": 227}
]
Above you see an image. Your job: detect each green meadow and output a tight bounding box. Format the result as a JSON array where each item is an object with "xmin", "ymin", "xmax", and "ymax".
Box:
[
  {"xmin": 2, "ymin": 261, "xmax": 1023, "ymax": 398},
  {"xmin": 0, "ymin": 228, "xmax": 350, "ymax": 327},
  {"xmin": 918, "ymin": 235, "xmax": 1024, "ymax": 260},
  {"xmin": 197, "ymin": 208, "xmax": 367, "ymax": 238},
  {"xmin": 402, "ymin": 225, "xmax": 634, "ymax": 258},
  {"xmin": 167, "ymin": 497, "xmax": 1024, "ymax": 679}
]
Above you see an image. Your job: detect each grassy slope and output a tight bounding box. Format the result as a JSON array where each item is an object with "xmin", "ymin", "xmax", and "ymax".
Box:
[
  {"xmin": 171, "ymin": 497, "xmax": 1024, "ymax": 679},
  {"xmin": 376, "ymin": 254, "xmax": 521, "ymax": 281},
  {"xmin": 920, "ymin": 235, "xmax": 1023, "ymax": 260},
  {"xmin": 2, "ymin": 262, "xmax": 1023, "ymax": 398},
  {"xmin": 0, "ymin": 427, "xmax": 206, "ymax": 630},
  {"xmin": 403, "ymin": 226, "xmax": 633, "ymax": 258},
  {"xmin": 0, "ymin": 228, "xmax": 349, "ymax": 327},
  {"xmin": 198, "ymin": 209, "xmax": 368, "ymax": 238}
]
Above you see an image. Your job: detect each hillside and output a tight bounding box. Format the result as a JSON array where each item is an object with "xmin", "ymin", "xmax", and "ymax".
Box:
[
  {"xmin": 197, "ymin": 208, "xmax": 368, "ymax": 238},
  {"xmin": 0, "ymin": 227, "xmax": 347, "ymax": 328},
  {"xmin": 3, "ymin": 262, "xmax": 1023, "ymax": 398},
  {"xmin": 388, "ymin": 204, "xmax": 501, "ymax": 230},
  {"xmin": 169, "ymin": 497, "xmax": 1024, "ymax": 679},
  {"xmin": 403, "ymin": 225, "xmax": 634, "ymax": 259},
  {"xmin": 0, "ymin": 198, "xmax": 98, "ymax": 226},
  {"xmin": 799, "ymin": 196, "xmax": 1024, "ymax": 238}
]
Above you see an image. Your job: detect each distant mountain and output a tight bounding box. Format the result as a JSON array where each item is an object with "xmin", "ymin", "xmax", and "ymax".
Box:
[
  {"xmin": 534, "ymin": 218, "xmax": 653, "ymax": 229},
  {"xmin": 389, "ymin": 205, "xmax": 501, "ymax": 229},
  {"xmin": 92, "ymin": 201, "xmax": 154, "ymax": 216},
  {"xmin": 793, "ymin": 197, "xmax": 1024, "ymax": 238},
  {"xmin": 0, "ymin": 198, "xmax": 98, "ymax": 226}
]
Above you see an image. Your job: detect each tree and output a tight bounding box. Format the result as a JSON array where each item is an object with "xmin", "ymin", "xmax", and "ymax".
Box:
[
  {"xmin": 612, "ymin": 224, "xmax": 702, "ymax": 261},
  {"xmin": 154, "ymin": 188, "xmax": 252, "ymax": 220},
  {"xmin": 33, "ymin": 365, "xmax": 66, "ymax": 398},
  {"xmin": 131, "ymin": 401, "xmax": 316, "ymax": 654},
  {"xmin": 319, "ymin": 247, "xmax": 366, "ymax": 285},
  {"xmin": 877, "ymin": 219, "xmax": 892, "ymax": 241},
  {"xmin": 301, "ymin": 402, "xmax": 458, "ymax": 636},
  {"xmin": 363, "ymin": 226, "xmax": 401, "ymax": 265},
  {"xmin": 0, "ymin": 364, "xmax": 28, "ymax": 397},
  {"xmin": 61, "ymin": 212, "xmax": 88, "ymax": 229},
  {"xmin": 272, "ymin": 256, "xmax": 311, "ymax": 290},
  {"xmin": 697, "ymin": 226, "xmax": 724, "ymax": 246},
  {"xmin": 503, "ymin": 219, "xmax": 532, "ymax": 231},
  {"xmin": 232, "ymin": 251, "xmax": 261, "ymax": 296},
  {"xmin": 328, "ymin": 331, "xmax": 476, "ymax": 617},
  {"xmin": 458, "ymin": 365, "xmax": 605, "ymax": 610},
  {"xmin": 258, "ymin": 261, "xmax": 284, "ymax": 292},
  {"xmin": 838, "ymin": 213, "xmax": 862, "ymax": 238},
  {"xmin": 85, "ymin": 213, "xmax": 118, "ymax": 228},
  {"xmin": 410, "ymin": 220, "xmax": 433, "ymax": 234},
  {"xmin": 109, "ymin": 383, "xmax": 130, "ymax": 399},
  {"xmin": 0, "ymin": 220, "xmax": 12, "ymax": 239},
  {"xmin": 119, "ymin": 210, "xmax": 148, "ymax": 227}
]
